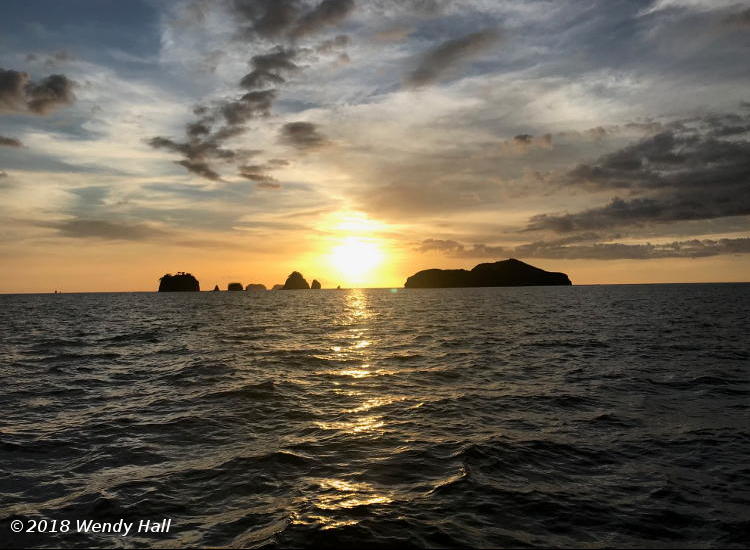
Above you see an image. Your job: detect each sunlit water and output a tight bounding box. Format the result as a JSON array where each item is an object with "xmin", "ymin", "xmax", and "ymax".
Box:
[{"xmin": 1, "ymin": 285, "xmax": 749, "ymax": 548}]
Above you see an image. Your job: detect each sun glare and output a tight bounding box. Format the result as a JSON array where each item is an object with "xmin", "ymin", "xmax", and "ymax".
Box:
[{"xmin": 329, "ymin": 237, "xmax": 384, "ymax": 283}]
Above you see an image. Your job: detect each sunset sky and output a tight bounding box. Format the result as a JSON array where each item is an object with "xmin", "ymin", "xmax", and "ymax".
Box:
[{"xmin": 1, "ymin": 0, "xmax": 749, "ymax": 292}]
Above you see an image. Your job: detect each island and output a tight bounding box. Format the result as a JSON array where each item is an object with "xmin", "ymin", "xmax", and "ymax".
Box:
[
  {"xmin": 271, "ymin": 284, "xmax": 284, "ymax": 290},
  {"xmin": 404, "ymin": 258, "xmax": 572, "ymax": 288},
  {"xmin": 158, "ymin": 272, "xmax": 200, "ymax": 292},
  {"xmin": 227, "ymin": 282, "xmax": 243, "ymax": 291},
  {"xmin": 246, "ymin": 283, "xmax": 267, "ymax": 291},
  {"xmin": 311, "ymin": 279, "xmax": 321, "ymax": 289},
  {"xmin": 212, "ymin": 285, "xmax": 220, "ymax": 292},
  {"xmin": 282, "ymin": 271, "xmax": 311, "ymax": 289}
]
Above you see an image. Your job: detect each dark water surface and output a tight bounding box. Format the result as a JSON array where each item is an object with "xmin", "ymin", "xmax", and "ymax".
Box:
[{"xmin": 1, "ymin": 285, "xmax": 749, "ymax": 548}]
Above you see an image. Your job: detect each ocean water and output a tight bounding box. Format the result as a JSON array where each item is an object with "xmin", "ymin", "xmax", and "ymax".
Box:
[{"xmin": 1, "ymin": 284, "xmax": 749, "ymax": 548}]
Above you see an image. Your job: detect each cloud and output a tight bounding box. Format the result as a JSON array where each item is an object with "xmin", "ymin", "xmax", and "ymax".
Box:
[
  {"xmin": 0, "ymin": 68, "xmax": 75, "ymax": 115},
  {"xmin": 220, "ymin": 89, "xmax": 276, "ymax": 124},
  {"xmin": 231, "ymin": 0, "xmax": 302, "ymax": 39},
  {"xmin": 290, "ymin": 0, "xmax": 355, "ymax": 38},
  {"xmin": 528, "ymin": 111, "xmax": 750, "ymax": 232},
  {"xmin": 150, "ymin": 0, "xmax": 354, "ymax": 181},
  {"xmin": 418, "ymin": 236, "xmax": 750, "ymax": 260},
  {"xmin": 39, "ymin": 219, "xmax": 171, "ymax": 241},
  {"xmin": 239, "ymin": 48, "xmax": 299, "ymax": 90},
  {"xmin": 256, "ymin": 181, "xmax": 282, "ymax": 189},
  {"xmin": 238, "ymin": 163, "xmax": 277, "ymax": 183},
  {"xmin": 0, "ymin": 136, "xmax": 23, "ymax": 147},
  {"xmin": 279, "ymin": 121, "xmax": 329, "ymax": 149},
  {"xmin": 502, "ymin": 133, "xmax": 553, "ymax": 153},
  {"xmin": 231, "ymin": 0, "xmax": 355, "ymax": 40},
  {"xmin": 405, "ymin": 29, "xmax": 500, "ymax": 87}
]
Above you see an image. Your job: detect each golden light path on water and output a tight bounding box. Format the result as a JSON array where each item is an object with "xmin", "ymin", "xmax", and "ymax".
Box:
[{"xmin": 297, "ymin": 289, "xmax": 396, "ymax": 529}]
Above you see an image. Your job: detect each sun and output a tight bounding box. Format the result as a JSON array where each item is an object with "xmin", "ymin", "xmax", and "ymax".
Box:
[{"xmin": 329, "ymin": 237, "xmax": 384, "ymax": 283}]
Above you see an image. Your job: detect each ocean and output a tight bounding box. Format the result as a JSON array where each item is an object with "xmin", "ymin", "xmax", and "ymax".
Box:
[{"xmin": 1, "ymin": 284, "xmax": 749, "ymax": 548}]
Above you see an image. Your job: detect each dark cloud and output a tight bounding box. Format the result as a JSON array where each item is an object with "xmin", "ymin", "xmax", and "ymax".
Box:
[
  {"xmin": 239, "ymin": 164, "xmax": 277, "ymax": 183},
  {"xmin": 240, "ymin": 48, "xmax": 299, "ymax": 90},
  {"xmin": 220, "ymin": 89, "xmax": 276, "ymax": 124},
  {"xmin": 39, "ymin": 219, "xmax": 170, "ymax": 241},
  {"xmin": 528, "ymin": 112, "xmax": 750, "ymax": 233},
  {"xmin": 148, "ymin": 90, "xmax": 273, "ymax": 180},
  {"xmin": 280, "ymin": 121, "xmax": 329, "ymax": 149},
  {"xmin": 148, "ymin": 134, "xmax": 242, "ymax": 180},
  {"xmin": 406, "ymin": 29, "xmax": 500, "ymax": 87},
  {"xmin": 153, "ymin": 0, "xmax": 354, "ymax": 180},
  {"xmin": 0, "ymin": 68, "xmax": 75, "ymax": 115},
  {"xmin": 231, "ymin": 0, "xmax": 354, "ymax": 40},
  {"xmin": 176, "ymin": 159, "xmax": 221, "ymax": 181},
  {"xmin": 232, "ymin": 0, "xmax": 302, "ymax": 39},
  {"xmin": 418, "ymin": 236, "xmax": 750, "ymax": 261},
  {"xmin": 256, "ymin": 181, "xmax": 282, "ymax": 189},
  {"xmin": 290, "ymin": 0, "xmax": 355, "ymax": 38},
  {"xmin": 0, "ymin": 136, "xmax": 23, "ymax": 147}
]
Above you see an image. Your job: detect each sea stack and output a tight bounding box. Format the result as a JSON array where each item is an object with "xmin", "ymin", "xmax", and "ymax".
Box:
[
  {"xmin": 158, "ymin": 272, "xmax": 200, "ymax": 292},
  {"xmin": 227, "ymin": 282, "xmax": 243, "ymax": 291},
  {"xmin": 311, "ymin": 279, "xmax": 321, "ymax": 289},
  {"xmin": 404, "ymin": 258, "xmax": 572, "ymax": 288},
  {"xmin": 212, "ymin": 285, "xmax": 220, "ymax": 292},
  {"xmin": 282, "ymin": 271, "xmax": 310, "ymax": 290},
  {"xmin": 246, "ymin": 283, "xmax": 267, "ymax": 291}
]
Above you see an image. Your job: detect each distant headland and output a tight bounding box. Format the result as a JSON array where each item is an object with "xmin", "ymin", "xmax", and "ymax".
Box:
[{"xmin": 404, "ymin": 259, "xmax": 572, "ymax": 288}]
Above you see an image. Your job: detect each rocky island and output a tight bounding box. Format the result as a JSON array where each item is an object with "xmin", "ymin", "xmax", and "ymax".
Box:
[
  {"xmin": 311, "ymin": 279, "xmax": 321, "ymax": 289},
  {"xmin": 282, "ymin": 271, "xmax": 311, "ymax": 289},
  {"xmin": 158, "ymin": 272, "xmax": 200, "ymax": 292},
  {"xmin": 227, "ymin": 282, "xmax": 243, "ymax": 291},
  {"xmin": 404, "ymin": 258, "xmax": 571, "ymax": 288}
]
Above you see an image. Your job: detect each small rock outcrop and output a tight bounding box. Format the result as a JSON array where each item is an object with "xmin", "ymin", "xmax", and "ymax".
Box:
[
  {"xmin": 245, "ymin": 283, "xmax": 267, "ymax": 291},
  {"xmin": 271, "ymin": 284, "xmax": 284, "ymax": 290},
  {"xmin": 158, "ymin": 272, "xmax": 200, "ymax": 292},
  {"xmin": 311, "ymin": 279, "xmax": 321, "ymax": 289},
  {"xmin": 282, "ymin": 271, "xmax": 310, "ymax": 290},
  {"xmin": 404, "ymin": 258, "xmax": 572, "ymax": 288},
  {"xmin": 227, "ymin": 282, "xmax": 244, "ymax": 291},
  {"xmin": 213, "ymin": 285, "xmax": 220, "ymax": 291}
]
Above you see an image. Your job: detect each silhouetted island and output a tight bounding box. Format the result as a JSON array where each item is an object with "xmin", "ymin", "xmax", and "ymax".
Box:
[
  {"xmin": 282, "ymin": 271, "xmax": 310, "ymax": 290},
  {"xmin": 246, "ymin": 283, "xmax": 267, "ymax": 291},
  {"xmin": 212, "ymin": 285, "xmax": 220, "ymax": 292},
  {"xmin": 311, "ymin": 279, "xmax": 321, "ymax": 289},
  {"xmin": 227, "ymin": 282, "xmax": 243, "ymax": 291},
  {"xmin": 158, "ymin": 272, "xmax": 200, "ymax": 292},
  {"xmin": 271, "ymin": 284, "xmax": 284, "ymax": 290},
  {"xmin": 404, "ymin": 259, "xmax": 572, "ymax": 288}
]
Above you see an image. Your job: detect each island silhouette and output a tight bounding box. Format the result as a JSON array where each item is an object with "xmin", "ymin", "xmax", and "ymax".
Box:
[
  {"xmin": 404, "ymin": 259, "xmax": 571, "ymax": 288},
  {"xmin": 158, "ymin": 272, "xmax": 200, "ymax": 292},
  {"xmin": 156, "ymin": 262, "xmax": 567, "ymax": 292},
  {"xmin": 282, "ymin": 271, "xmax": 310, "ymax": 289}
]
